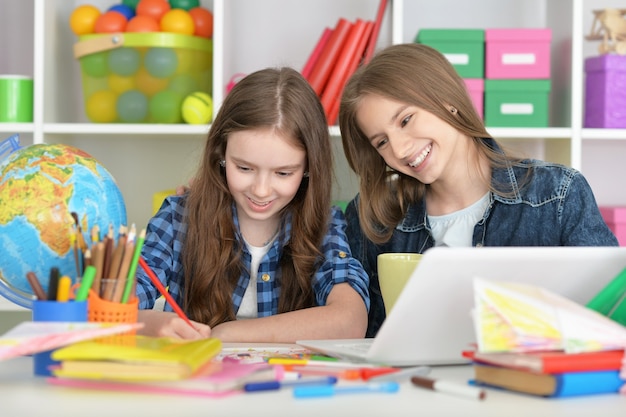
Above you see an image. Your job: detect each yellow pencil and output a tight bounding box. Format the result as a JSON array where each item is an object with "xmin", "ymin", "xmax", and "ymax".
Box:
[{"xmin": 56, "ymin": 275, "xmax": 72, "ymax": 302}]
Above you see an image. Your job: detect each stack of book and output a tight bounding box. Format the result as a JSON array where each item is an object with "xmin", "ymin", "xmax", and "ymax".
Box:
[
  {"xmin": 46, "ymin": 335, "xmax": 289, "ymax": 397},
  {"xmin": 463, "ymin": 349, "xmax": 626, "ymax": 397},
  {"xmin": 302, "ymin": 0, "xmax": 387, "ymax": 125}
]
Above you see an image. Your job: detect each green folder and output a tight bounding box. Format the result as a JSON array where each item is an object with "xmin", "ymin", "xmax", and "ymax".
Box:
[{"xmin": 586, "ymin": 267, "xmax": 626, "ymax": 326}]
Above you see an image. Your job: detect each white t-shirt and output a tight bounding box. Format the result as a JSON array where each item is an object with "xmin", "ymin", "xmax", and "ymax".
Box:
[
  {"xmin": 236, "ymin": 239, "xmax": 272, "ymax": 319},
  {"xmin": 428, "ymin": 192, "xmax": 490, "ymax": 247}
]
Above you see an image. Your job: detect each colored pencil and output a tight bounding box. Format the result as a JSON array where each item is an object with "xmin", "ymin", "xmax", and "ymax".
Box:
[
  {"xmin": 26, "ymin": 271, "xmax": 47, "ymax": 301},
  {"xmin": 121, "ymin": 228, "xmax": 144, "ymax": 304},
  {"xmin": 75, "ymin": 266, "xmax": 96, "ymax": 302},
  {"xmin": 92, "ymin": 241, "xmax": 105, "ymax": 295},
  {"xmin": 56, "ymin": 276, "xmax": 72, "ymax": 302},
  {"xmin": 101, "ymin": 225, "xmax": 115, "ymax": 280},
  {"xmin": 113, "ymin": 235, "xmax": 135, "ymax": 303},
  {"xmin": 47, "ymin": 267, "xmax": 60, "ymax": 301},
  {"xmin": 138, "ymin": 256, "xmax": 194, "ymax": 329}
]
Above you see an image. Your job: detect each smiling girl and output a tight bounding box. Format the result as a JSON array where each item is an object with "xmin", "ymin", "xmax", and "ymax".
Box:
[
  {"xmin": 338, "ymin": 43, "xmax": 617, "ymax": 337},
  {"xmin": 135, "ymin": 67, "xmax": 369, "ymax": 342}
]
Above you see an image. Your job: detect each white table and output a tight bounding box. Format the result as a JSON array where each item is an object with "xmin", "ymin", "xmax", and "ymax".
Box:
[{"xmin": 1, "ymin": 356, "xmax": 625, "ymax": 417}]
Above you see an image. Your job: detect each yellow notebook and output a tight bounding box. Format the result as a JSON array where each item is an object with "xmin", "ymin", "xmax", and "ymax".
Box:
[{"xmin": 51, "ymin": 335, "xmax": 222, "ymax": 381}]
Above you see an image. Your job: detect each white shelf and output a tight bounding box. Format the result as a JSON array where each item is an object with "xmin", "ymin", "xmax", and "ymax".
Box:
[
  {"xmin": 0, "ymin": 123, "xmax": 34, "ymax": 134},
  {"xmin": 42, "ymin": 123, "xmax": 210, "ymax": 136},
  {"xmin": 3, "ymin": 0, "xmax": 626, "ymax": 312},
  {"xmin": 582, "ymin": 129, "xmax": 626, "ymax": 140},
  {"xmin": 488, "ymin": 128, "xmax": 573, "ymax": 139}
]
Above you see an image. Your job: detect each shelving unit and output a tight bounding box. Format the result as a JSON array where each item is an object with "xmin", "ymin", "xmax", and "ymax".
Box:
[{"xmin": 2, "ymin": 0, "xmax": 626, "ymax": 313}]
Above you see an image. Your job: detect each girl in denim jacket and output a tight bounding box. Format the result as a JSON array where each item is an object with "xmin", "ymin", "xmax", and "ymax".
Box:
[{"xmin": 338, "ymin": 43, "xmax": 618, "ymax": 337}]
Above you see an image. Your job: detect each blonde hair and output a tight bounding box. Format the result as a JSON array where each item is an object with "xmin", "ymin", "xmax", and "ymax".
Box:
[
  {"xmin": 183, "ymin": 67, "xmax": 333, "ymax": 326},
  {"xmin": 339, "ymin": 43, "xmax": 521, "ymax": 244}
]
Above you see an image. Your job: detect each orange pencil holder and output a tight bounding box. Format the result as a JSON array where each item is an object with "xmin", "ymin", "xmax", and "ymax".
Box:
[
  {"xmin": 88, "ymin": 289, "xmax": 139, "ymax": 324},
  {"xmin": 87, "ymin": 290, "xmax": 139, "ymax": 344}
]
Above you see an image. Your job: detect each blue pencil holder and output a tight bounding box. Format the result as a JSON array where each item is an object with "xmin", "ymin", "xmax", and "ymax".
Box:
[{"xmin": 31, "ymin": 300, "xmax": 88, "ymax": 377}]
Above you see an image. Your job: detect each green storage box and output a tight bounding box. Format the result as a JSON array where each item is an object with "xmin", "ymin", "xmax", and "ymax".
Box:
[
  {"xmin": 484, "ymin": 79, "xmax": 551, "ymax": 127},
  {"xmin": 415, "ymin": 29, "xmax": 485, "ymax": 78}
]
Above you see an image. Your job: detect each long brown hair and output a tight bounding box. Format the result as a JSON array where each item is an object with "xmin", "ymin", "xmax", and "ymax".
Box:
[
  {"xmin": 339, "ymin": 43, "xmax": 522, "ymax": 244},
  {"xmin": 183, "ymin": 67, "xmax": 333, "ymax": 326}
]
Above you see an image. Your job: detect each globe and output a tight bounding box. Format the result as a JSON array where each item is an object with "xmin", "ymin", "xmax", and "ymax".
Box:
[{"xmin": 0, "ymin": 142, "xmax": 127, "ymax": 308}]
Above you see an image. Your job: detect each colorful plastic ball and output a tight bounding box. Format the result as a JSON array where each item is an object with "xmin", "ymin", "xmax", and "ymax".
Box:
[
  {"xmin": 169, "ymin": 0, "xmax": 200, "ymax": 11},
  {"xmin": 169, "ymin": 73, "xmax": 198, "ymax": 96},
  {"xmin": 181, "ymin": 92, "xmax": 212, "ymax": 124},
  {"xmin": 108, "ymin": 48, "xmax": 141, "ymax": 76},
  {"xmin": 94, "ymin": 10, "xmax": 128, "ymax": 33},
  {"xmin": 149, "ymin": 90, "xmax": 183, "ymax": 123},
  {"xmin": 188, "ymin": 7, "xmax": 213, "ymax": 38},
  {"xmin": 160, "ymin": 9, "xmax": 195, "ymax": 35},
  {"xmin": 116, "ymin": 90, "xmax": 148, "ymax": 122},
  {"xmin": 108, "ymin": 4, "xmax": 135, "ymax": 21},
  {"xmin": 173, "ymin": 51, "xmax": 195, "ymax": 76},
  {"xmin": 81, "ymin": 52, "xmax": 109, "ymax": 78},
  {"xmin": 135, "ymin": 0, "xmax": 171, "ymax": 21},
  {"xmin": 126, "ymin": 15, "xmax": 160, "ymax": 32},
  {"xmin": 85, "ymin": 90, "xmax": 118, "ymax": 123},
  {"xmin": 135, "ymin": 67, "xmax": 169, "ymax": 96},
  {"xmin": 69, "ymin": 5, "xmax": 101, "ymax": 36},
  {"xmin": 144, "ymin": 47, "xmax": 178, "ymax": 78},
  {"xmin": 122, "ymin": 0, "xmax": 141, "ymax": 10},
  {"xmin": 108, "ymin": 73, "xmax": 136, "ymax": 94}
]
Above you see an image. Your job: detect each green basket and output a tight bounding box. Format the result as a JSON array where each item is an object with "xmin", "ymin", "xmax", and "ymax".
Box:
[{"xmin": 74, "ymin": 33, "xmax": 212, "ymax": 123}]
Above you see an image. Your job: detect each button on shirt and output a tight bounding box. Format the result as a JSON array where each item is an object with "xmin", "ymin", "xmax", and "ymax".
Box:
[{"xmin": 135, "ymin": 196, "xmax": 370, "ymax": 317}]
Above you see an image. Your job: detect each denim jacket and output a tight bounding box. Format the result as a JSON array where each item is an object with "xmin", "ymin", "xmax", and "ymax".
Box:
[{"xmin": 345, "ymin": 148, "xmax": 618, "ymax": 337}]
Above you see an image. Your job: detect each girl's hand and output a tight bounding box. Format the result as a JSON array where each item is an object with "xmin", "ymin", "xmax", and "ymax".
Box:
[{"xmin": 137, "ymin": 310, "xmax": 212, "ymax": 340}]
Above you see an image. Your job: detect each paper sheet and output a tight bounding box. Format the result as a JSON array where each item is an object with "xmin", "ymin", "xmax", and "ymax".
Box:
[{"xmin": 472, "ymin": 277, "xmax": 626, "ymax": 353}]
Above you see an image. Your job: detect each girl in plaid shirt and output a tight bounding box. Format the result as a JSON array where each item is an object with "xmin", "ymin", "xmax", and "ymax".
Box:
[{"xmin": 136, "ymin": 67, "xmax": 370, "ymax": 342}]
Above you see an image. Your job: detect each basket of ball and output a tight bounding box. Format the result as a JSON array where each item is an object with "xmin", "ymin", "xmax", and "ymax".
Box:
[{"xmin": 70, "ymin": 1, "xmax": 213, "ymax": 124}]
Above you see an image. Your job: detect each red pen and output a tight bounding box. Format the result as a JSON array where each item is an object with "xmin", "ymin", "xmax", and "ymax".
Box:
[
  {"xmin": 138, "ymin": 257, "xmax": 195, "ymax": 329},
  {"xmin": 359, "ymin": 367, "xmax": 400, "ymax": 380}
]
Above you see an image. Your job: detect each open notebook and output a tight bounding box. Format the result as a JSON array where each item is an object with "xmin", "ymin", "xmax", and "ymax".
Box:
[{"xmin": 297, "ymin": 246, "xmax": 626, "ymax": 366}]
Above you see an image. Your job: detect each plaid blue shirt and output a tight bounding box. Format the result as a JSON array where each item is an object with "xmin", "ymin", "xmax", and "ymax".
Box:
[{"xmin": 135, "ymin": 195, "xmax": 370, "ymax": 318}]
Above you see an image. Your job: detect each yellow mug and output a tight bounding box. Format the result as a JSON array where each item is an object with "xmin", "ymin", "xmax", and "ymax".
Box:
[{"xmin": 377, "ymin": 253, "xmax": 423, "ymax": 315}]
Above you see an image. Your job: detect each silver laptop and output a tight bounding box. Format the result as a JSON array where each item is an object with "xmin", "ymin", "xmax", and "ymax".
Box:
[{"xmin": 297, "ymin": 246, "xmax": 626, "ymax": 366}]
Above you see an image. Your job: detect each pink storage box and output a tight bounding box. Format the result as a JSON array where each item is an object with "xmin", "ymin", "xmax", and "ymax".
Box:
[
  {"xmin": 485, "ymin": 29, "xmax": 552, "ymax": 79},
  {"xmin": 463, "ymin": 78, "xmax": 484, "ymax": 119},
  {"xmin": 599, "ymin": 206, "xmax": 626, "ymax": 246}
]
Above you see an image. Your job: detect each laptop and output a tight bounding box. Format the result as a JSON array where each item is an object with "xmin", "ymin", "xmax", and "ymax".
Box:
[{"xmin": 297, "ymin": 246, "xmax": 626, "ymax": 366}]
